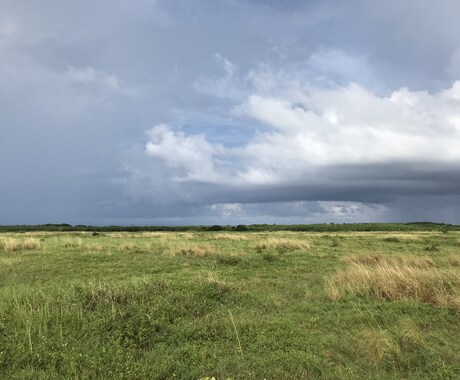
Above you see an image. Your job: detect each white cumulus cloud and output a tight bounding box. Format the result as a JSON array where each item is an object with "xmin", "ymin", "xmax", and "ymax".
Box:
[
  {"xmin": 145, "ymin": 124, "xmax": 226, "ymax": 182},
  {"xmin": 145, "ymin": 78, "xmax": 460, "ymax": 189},
  {"xmin": 234, "ymin": 81, "xmax": 460, "ymax": 184}
]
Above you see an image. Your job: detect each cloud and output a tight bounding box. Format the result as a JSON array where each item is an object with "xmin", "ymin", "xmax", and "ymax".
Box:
[
  {"xmin": 208, "ymin": 203, "xmax": 246, "ymax": 218},
  {"xmin": 177, "ymin": 200, "xmax": 389, "ymax": 224},
  {"xmin": 318, "ymin": 201, "xmax": 388, "ymax": 218},
  {"xmin": 65, "ymin": 66, "xmax": 121, "ymax": 91},
  {"xmin": 193, "ymin": 54, "xmax": 245, "ymax": 100},
  {"xmin": 3, "ymin": 0, "xmax": 460, "ymax": 225},
  {"xmin": 238, "ymin": 82, "xmax": 460, "ymax": 172},
  {"xmin": 145, "ymin": 124, "xmax": 227, "ymax": 182},
  {"xmin": 144, "ymin": 77, "xmax": 460, "ymax": 196},
  {"xmin": 307, "ymin": 48, "xmax": 372, "ymax": 86}
]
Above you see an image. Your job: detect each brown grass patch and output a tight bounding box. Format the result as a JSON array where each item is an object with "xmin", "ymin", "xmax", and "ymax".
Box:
[{"xmin": 327, "ymin": 255, "xmax": 460, "ymax": 309}]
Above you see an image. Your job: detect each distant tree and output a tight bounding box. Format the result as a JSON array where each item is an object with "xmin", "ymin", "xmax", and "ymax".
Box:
[
  {"xmin": 207, "ymin": 225, "xmax": 223, "ymax": 231},
  {"xmin": 235, "ymin": 225, "xmax": 249, "ymax": 231}
]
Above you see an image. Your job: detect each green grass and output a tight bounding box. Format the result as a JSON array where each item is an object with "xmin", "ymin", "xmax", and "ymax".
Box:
[{"xmin": 0, "ymin": 231, "xmax": 459, "ymax": 379}]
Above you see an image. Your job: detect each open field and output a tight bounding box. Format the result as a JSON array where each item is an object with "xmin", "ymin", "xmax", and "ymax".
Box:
[{"xmin": 0, "ymin": 230, "xmax": 459, "ymax": 379}]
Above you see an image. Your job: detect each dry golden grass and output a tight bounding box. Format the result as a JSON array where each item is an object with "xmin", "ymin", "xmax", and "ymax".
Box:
[
  {"xmin": 255, "ymin": 238, "xmax": 310, "ymax": 251},
  {"xmin": 399, "ymin": 318, "xmax": 424, "ymax": 347},
  {"xmin": 342, "ymin": 254, "xmax": 436, "ymax": 268},
  {"xmin": 140, "ymin": 231, "xmax": 198, "ymax": 240},
  {"xmin": 0, "ymin": 237, "xmax": 41, "ymax": 252},
  {"xmin": 448, "ymin": 255, "xmax": 460, "ymax": 267},
  {"xmin": 179, "ymin": 246, "xmax": 215, "ymax": 257},
  {"xmin": 61, "ymin": 237, "xmax": 84, "ymax": 248},
  {"xmin": 176, "ymin": 232, "xmax": 199, "ymax": 240},
  {"xmin": 212, "ymin": 233, "xmax": 250, "ymax": 241},
  {"xmin": 206, "ymin": 270, "xmax": 220, "ymax": 283},
  {"xmin": 88, "ymin": 244, "xmax": 105, "ymax": 252},
  {"xmin": 142, "ymin": 242, "xmax": 153, "ymax": 250},
  {"xmin": 9, "ymin": 231, "xmax": 55, "ymax": 237},
  {"xmin": 118, "ymin": 242, "xmax": 138, "ymax": 251},
  {"xmin": 0, "ymin": 257, "xmax": 20, "ymax": 266},
  {"xmin": 105, "ymin": 233, "xmax": 129, "ymax": 238},
  {"xmin": 205, "ymin": 268, "xmax": 227, "ymax": 286},
  {"xmin": 356, "ymin": 328, "xmax": 400, "ymax": 364},
  {"xmin": 379, "ymin": 233, "xmax": 423, "ymax": 241},
  {"xmin": 164, "ymin": 242, "xmax": 217, "ymax": 257},
  {"xmin": 0, "ymin": 237, "xmax": 17, "ymax": 252},
  {"xmin": 327, "ymin": 255, "xmax": 460, "ymax": 309},
  {"xmin": 141, "ymin": 232, "xmax": 170, "ymax": 239},
  {"xmin": 22, "ymin": 238, "xmax": 42, "ymax": 250}
]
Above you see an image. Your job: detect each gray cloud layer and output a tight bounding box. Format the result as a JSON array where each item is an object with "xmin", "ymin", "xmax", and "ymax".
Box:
[{"xmin": 1, "ymin": 0, "xmax": 460, "ymax": 225}]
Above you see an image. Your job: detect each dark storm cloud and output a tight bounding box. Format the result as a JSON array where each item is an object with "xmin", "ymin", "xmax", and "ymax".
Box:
[{"xmin": 1, "ymin": 0, "xmax": 460, "ymax": 225}]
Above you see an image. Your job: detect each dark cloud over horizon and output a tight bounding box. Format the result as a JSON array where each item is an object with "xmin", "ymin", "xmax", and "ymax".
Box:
[{"xmin": 1, "ymin": 0, "xmax": 460, "ymax": 225}]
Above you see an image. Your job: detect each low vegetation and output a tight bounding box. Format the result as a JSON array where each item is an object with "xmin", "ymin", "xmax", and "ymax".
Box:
[{"xmin": 0, "ymin": 230, "xmax": 459, "ymax": 378}]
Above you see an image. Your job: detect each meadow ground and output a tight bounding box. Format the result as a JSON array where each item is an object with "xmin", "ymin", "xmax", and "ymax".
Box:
[{"xmin": 0, "ymin": 230, "xmax": 459, "ymax": 379}]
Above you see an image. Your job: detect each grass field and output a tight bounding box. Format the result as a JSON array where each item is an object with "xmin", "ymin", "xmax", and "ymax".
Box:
[{"xmin": 0, "ymin": 230, "xmax": 459, "ymax": 379}]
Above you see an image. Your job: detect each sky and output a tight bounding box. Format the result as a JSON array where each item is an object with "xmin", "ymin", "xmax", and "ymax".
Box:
[{"xmin": 1, "ymin": 0, "xmax": 460, "ymax": 226}]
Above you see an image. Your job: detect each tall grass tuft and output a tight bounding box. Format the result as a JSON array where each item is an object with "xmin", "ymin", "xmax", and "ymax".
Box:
[
  {"xmin": 118, "ymin": 242, "xmax": 138, "ymax": 251},
  {"xmin": 213, "ymin": 233, "xmax": 250, "ymax": 241},
  {"xmin": 448, "ymin": 255, "xmax": 460, "ymax": 267},
  {"xmin": 342, "ymin": 254, "xmax": 436, "ymax": 268},
  {"xmin": 0, "ymin": 257, "xmax": 20, "ymax": 266},
  {"xmin": 60, "ymin": 237, "xmax": 84, "ymax": 248},
  {"xmin": 255, "ymin": 238, "xmax": 310, "ymax": 252},
  {"xmin": 398, "ymin": 317, "xmax": 424, "ymax": 348},
  {"xmin": 356, "ymin": 328, "xmax": 401, "ymax": 364},
  {"xmin": 0, "ymin": 237, "xmax": 41, "ymax": 252},
  {"xmin": 327, "ymin": 255, "xmax": 460, "ymax": 309},
  {"xmin": 164, "ymin": 242, "xmax": 217, "ymax": 257}
]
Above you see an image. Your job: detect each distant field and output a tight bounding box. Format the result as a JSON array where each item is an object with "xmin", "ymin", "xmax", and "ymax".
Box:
[{"xmin": 0, "ymin": 231, "xmax": 459, "ymax": 379}]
